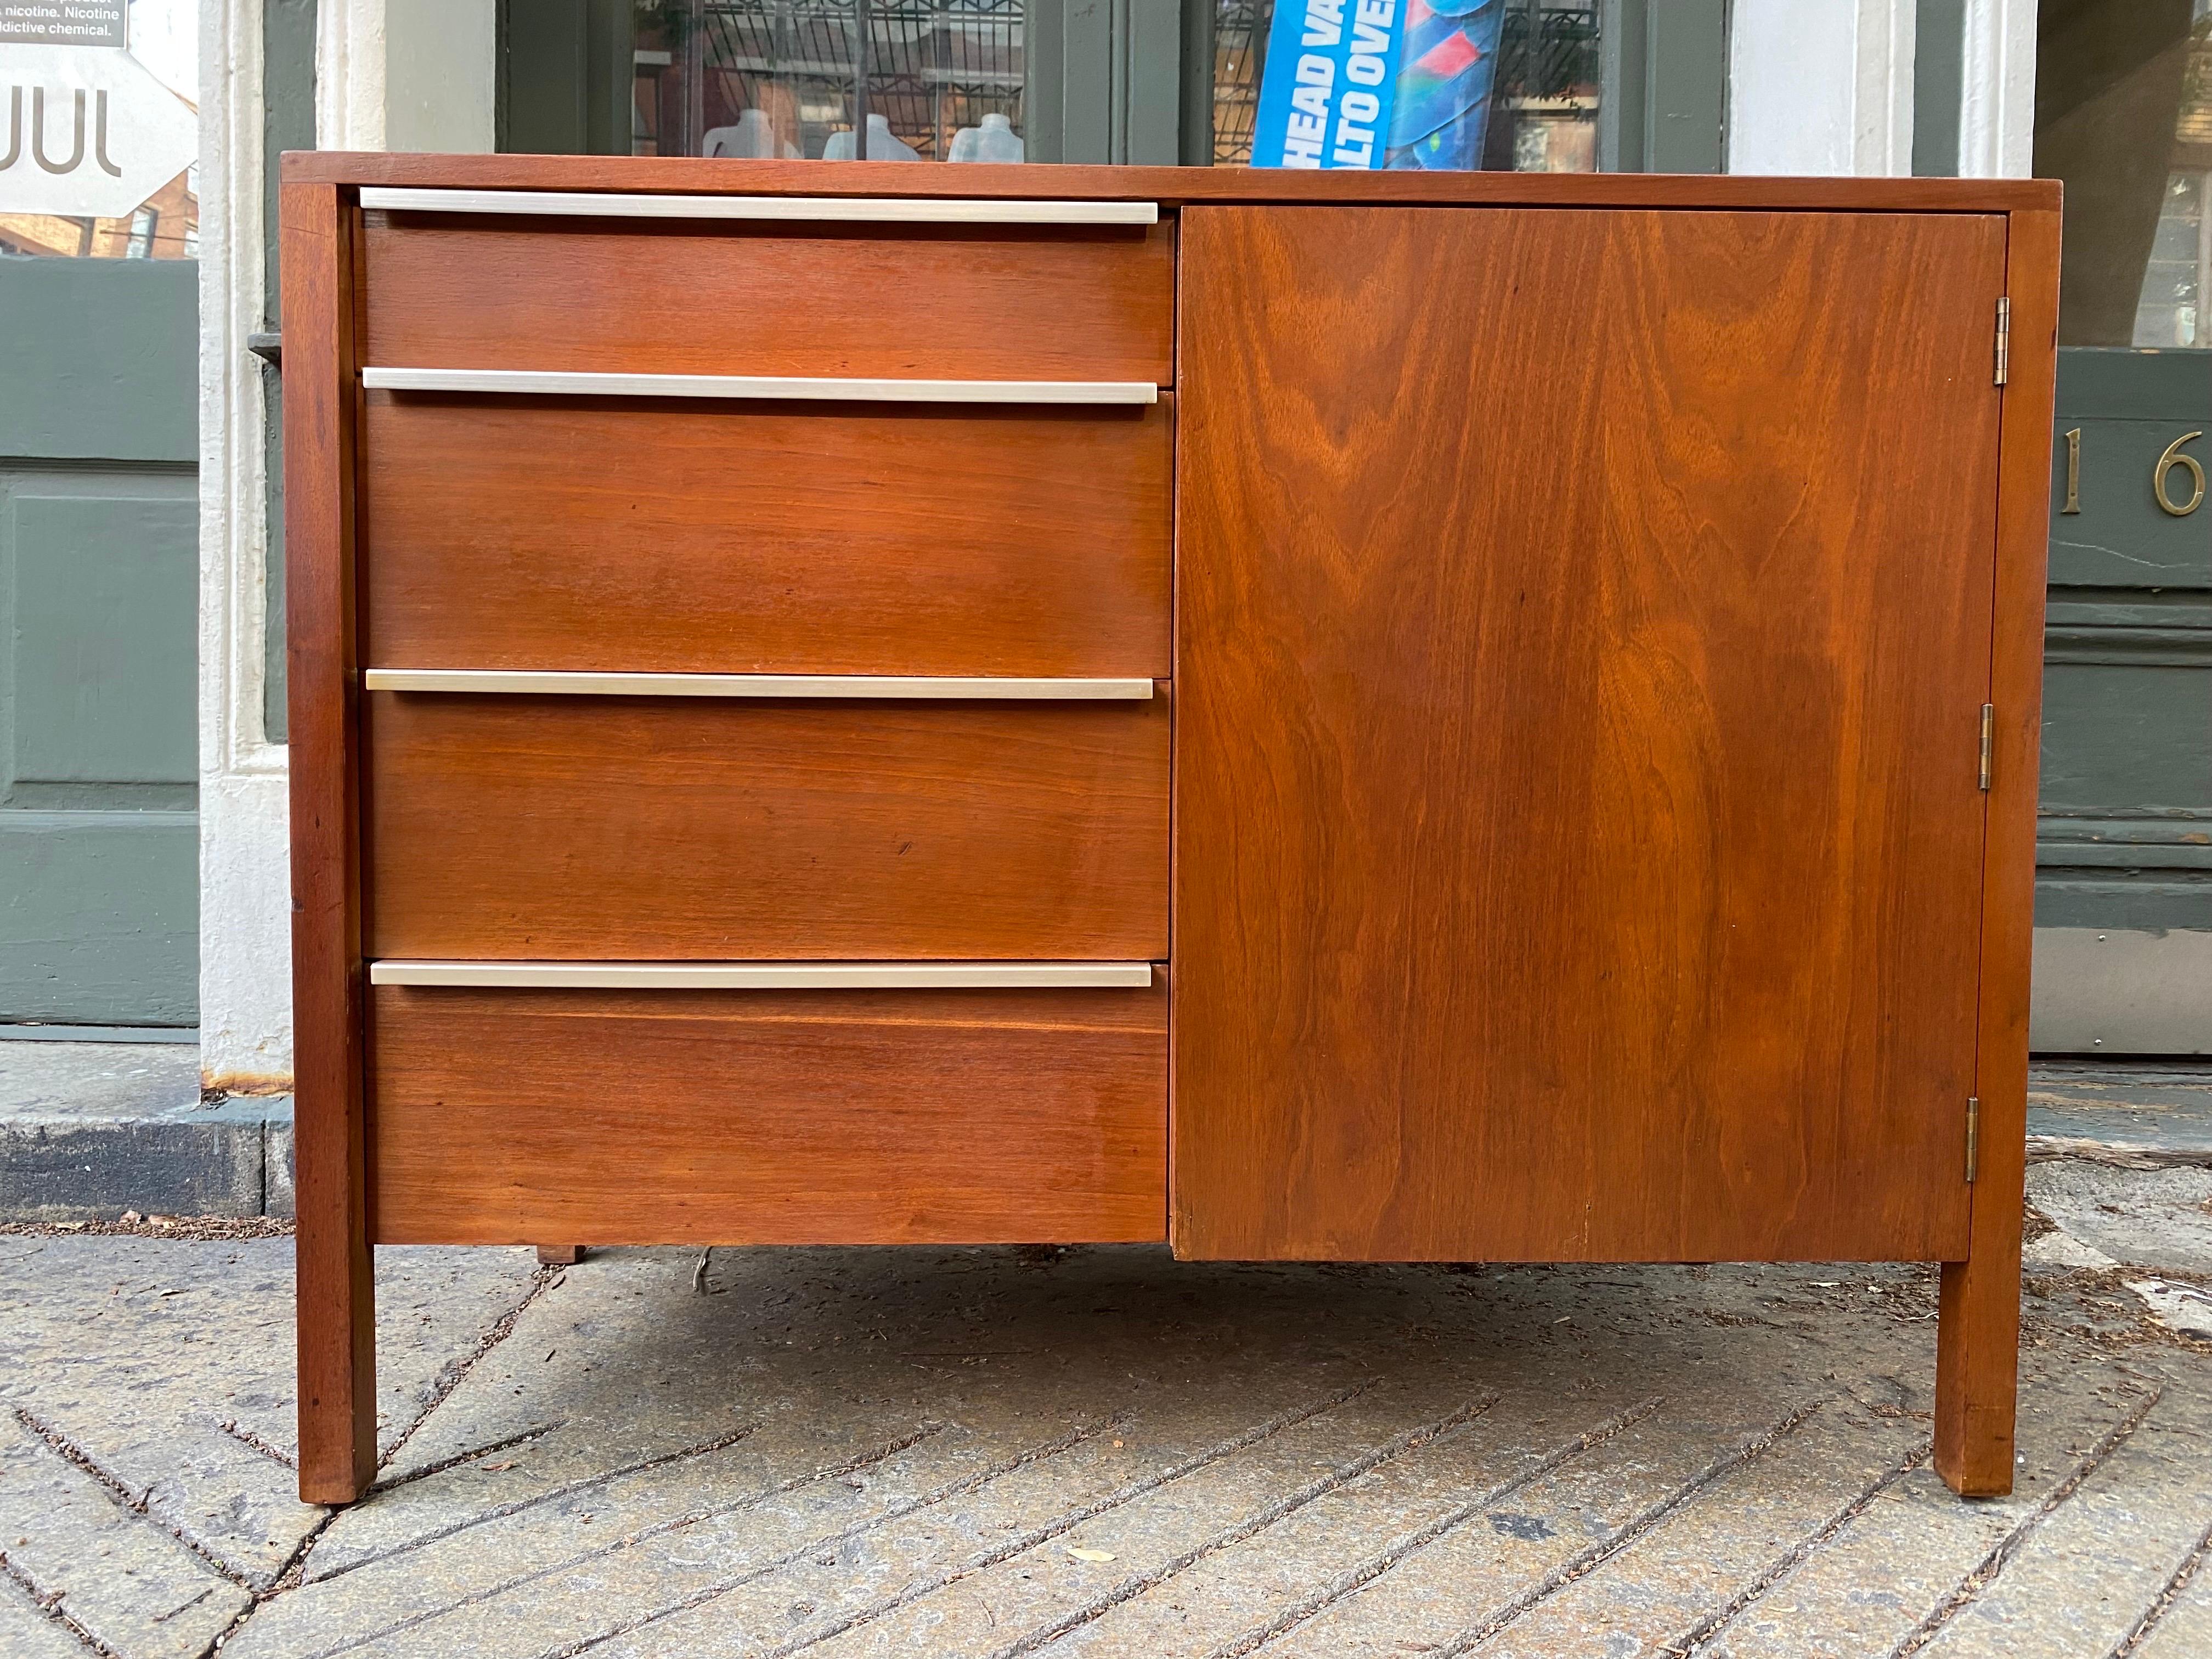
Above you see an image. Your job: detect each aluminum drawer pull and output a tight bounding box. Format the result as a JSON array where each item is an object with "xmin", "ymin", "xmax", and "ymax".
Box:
[
  {"xmin": 362, "ymin": 670, "xmax": 1155, "ymax": 699},
  {"xmin": 369, "ymin": 961, "xmax": 1156, "ymax": 990},
  {"xmin": 359, "ymin": 187, "xmax": 1160, "ymax": 226},
  {"xmin": 360, "ymin": 366, "xmax": 1158, "ymax": 404}
]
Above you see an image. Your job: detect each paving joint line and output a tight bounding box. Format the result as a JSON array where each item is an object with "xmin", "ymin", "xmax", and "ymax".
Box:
[
  {"xmin": 215, "ymin": 1418, "xmax": 298, "ymax": 1471},
  {"xmin": 1192, "ymin": 1395, "xmax": 1666, "ymax": 1659},
  {"xmin": 2107, "ymin": 1510, "xmax": 2212, "ymax": 1658},
  {"xmin": 752, "ymin": 1380, "xmax": 1400, "ymax": 1659},
  {"xmin": 204, "ymin": 1504, "xmax": 346, "ymax": 1655},
  {"xmin": 0, "ymin": 1550, "xmax": 120, "ymax": 1658},
  {"xmin": 374, "ymin": 1260, "xmax": 567, "ymax": 1475},
  {"xmin": 292, "ymin": 1425, "xmax": 956, "ymax": 1659},
  {"xmin": 1434, "ymin": 1392, "xmax": 1833, "ymax": 1658},
  {"xmin": 303, "ymin": 1417, "xmax": 765, "ymax": 1590},
  {"xmin": 11, "ymin": 1403, "xmax": 266, "ymax": 1592},
  {"xmin": 1889, "ymin": 1383, "xmax": 2165, "ymax": 1659},
  {"xmin": 1666, "ymin": 1435, "xmax": 1934, "ymax": 1657},
  {"xmin": 538, "ymin": 1412, "xmax": 1138, "ymax": 1659},
  {"xmin": 366, "ymin": 1419, "xmax": 567, "ymax": 1495},
  {"xmin": 207, "ymin": 1263, "xmax": 637, "ymax": 1655}
]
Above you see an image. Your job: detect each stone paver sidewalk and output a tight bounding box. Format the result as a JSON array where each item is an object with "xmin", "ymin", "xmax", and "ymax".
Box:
[{"xmin": 3, "ymin": 1170, "xmax": 2210, "ymax": 1659}]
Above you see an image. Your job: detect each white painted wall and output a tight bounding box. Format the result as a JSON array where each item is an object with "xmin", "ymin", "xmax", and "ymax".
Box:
[
  {"xmin": 1727, "ymin": 0, "xmax": 1917, "ymax": 176},
  {"xmin": 198, "ymin": 0, "xmax": 495, "ymax": 1092}
]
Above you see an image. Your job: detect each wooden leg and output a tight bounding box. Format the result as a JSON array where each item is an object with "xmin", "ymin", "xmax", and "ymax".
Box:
[
  {"xmin": 1934, "ymin": 1079, "xmax": 2028, "ymax": 1497},
  {"xmin": 537, "ymin": 1246, "xmax": 586, "ymax": 1266},
  {"xmin": 295, "ymin": 1116, "xmax": 376, "ymax": 1505},
  {"xmin": 1935, "ymin": 1251, "xmax": 2021, "ymax": 1496}
]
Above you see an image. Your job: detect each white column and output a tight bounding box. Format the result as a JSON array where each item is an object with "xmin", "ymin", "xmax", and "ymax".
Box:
[
  {"xmin": 199, "ymin": 0, "xmax": 291, "ymax": 1091},
  {"xmin": 198, "ymin": 0, "xmax": 496, "ymax": 1092},
  {"xmin": 1727, "ymin": 0, "xmax": 1917, "ymax": 177},
  {"xmin": 1957, "ymin": 0, "xmax": 2037, "ymax": 177}
]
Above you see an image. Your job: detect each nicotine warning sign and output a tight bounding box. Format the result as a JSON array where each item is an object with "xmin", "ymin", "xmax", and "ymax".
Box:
[{"xmin": 0, "ymin": 4, "xmax": 127, "ymax": 48}]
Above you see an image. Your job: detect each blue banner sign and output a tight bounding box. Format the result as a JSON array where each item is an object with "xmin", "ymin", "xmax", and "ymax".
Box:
[
  {"xmin": 1252, "ymin": 0, "xmax": 1506, "ymax": 171},
  {"xmin": 1250, "ymin": 0, "xmax": 1404, "ymax": 170}
]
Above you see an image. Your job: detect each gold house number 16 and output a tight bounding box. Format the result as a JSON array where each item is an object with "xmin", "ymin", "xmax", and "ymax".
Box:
[{"xmin": 2062, "ymin": 429, "xmax": 2206, "ymax": 517}]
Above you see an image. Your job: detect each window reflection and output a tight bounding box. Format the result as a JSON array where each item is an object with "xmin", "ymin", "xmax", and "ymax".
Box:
[
  {"xmin": 2035, "ymin": 0, "xmax": 2211, "ymax": 348},
  {"xmin": 1211, "ymin": 0, "xmax": 1601, "ymax": 171},
  {"xmin": 634, "ymin": 0, "xmax": 1024, "ymax": 161}
]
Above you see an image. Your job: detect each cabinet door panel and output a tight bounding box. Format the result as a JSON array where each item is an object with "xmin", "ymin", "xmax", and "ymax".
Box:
[{"xmin": 1173, "ymin": 206, "xmax": 2005, "ymax": 1262}]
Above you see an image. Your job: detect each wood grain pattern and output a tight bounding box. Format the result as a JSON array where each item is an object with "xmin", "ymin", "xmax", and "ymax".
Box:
[
  {"xmin": 360, "ymin": 216, "xmax": 1172, "ymax": 383},
  {"xmin": 363, "ymin": 691, "xmax": 1169, "ymax": 961},
  {"xmin": 369, "ymin": 983, "xmax": 1168, "ymax": 1244},
  {"xmin": 287, "ymin": 151, "xmax": 2057, "ymax": 215},
  {"xmin": 281, "ymin": 182, "xmax": 377, "ymax": 1505},
  {"xmin": 1935, "ymin": 205, "xmax": 2061, "ymax": 1499},
  {"xmin": 1173, "ymin": 206, "xmax": 2008, "ymax": 1265},
  {"xmin": 359, "ymin": 396, "xmax": 1170, "ymax": 676}
]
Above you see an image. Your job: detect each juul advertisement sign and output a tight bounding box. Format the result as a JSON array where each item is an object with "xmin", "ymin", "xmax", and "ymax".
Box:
[{"xmin": 2, "ymin": 5, "xmax": 196, "ymax": 220}]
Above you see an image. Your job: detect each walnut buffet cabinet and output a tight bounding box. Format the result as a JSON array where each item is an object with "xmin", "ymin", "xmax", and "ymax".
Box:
[{"xmin": 281, "ymin": 154, "xmax": 2059, "ymax": 1504}]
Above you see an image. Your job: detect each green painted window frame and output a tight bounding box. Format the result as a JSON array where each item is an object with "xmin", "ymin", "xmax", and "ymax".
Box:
[
  {"xmin": 263, "ymin": 0, "xmax": 317, "ymax": 744},
  {"xmin": 497, "ymin": 0, "xmax": 637, "ymax": 156}
]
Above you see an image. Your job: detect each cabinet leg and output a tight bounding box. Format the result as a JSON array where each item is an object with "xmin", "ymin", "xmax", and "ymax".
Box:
[
  {"xmin": 537, "ymin": 1245, "xmax": 586, "ymax": 1266},
  {"xmin": 295, "ymin": 1177, "xmax": 377, "ymax": 1505},
  {"xmin": 294, "ymin": 1049, "xmax": 376, "ymax": 1504},
  {"xmin": 1935, "ymin": 1245, "xmax": 2023, "ymax": 1497}
]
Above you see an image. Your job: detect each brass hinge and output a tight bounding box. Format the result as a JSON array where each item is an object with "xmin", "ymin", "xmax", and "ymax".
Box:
[
  {"xmin": 1994, "ymin": 297, "xmax": 2011, "ymax": 385},
  {"xmin": 1965, "ymin": 1097, "xmax": 1980, "ymax": 1183},
  {"xmin": 1978, "ymin": 704, "xmax": 1995, "ymax": 791}
]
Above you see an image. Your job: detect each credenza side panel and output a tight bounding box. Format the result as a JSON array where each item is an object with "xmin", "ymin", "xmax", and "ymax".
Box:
[{"xmin": 1172, "ymin": 204, "xmax": 2008, "ymax": 1263}]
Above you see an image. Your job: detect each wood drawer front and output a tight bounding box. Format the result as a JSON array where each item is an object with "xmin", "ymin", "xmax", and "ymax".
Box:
[
  {"xmin": 360, "ymin": 395, "xmax": 1171, "ymax": 677},
  {"xmin": 368, "ymin": 981, "xmax": 1169, "ymax": 1245},
  {"xmin": 360, "ymin": 215, "xmax": 1173, "ymax": 384},
  {"xmin": 363, "ymin": 690, "xmax": 1170, "ymax": 961}
]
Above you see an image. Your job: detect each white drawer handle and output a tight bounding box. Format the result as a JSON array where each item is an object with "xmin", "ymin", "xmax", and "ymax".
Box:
[
  {"xmin": 363, "ymin": 671, "xmax": 1155, "ymax": 700},
  {"xmin": 359, "ymin": 188, "xmax": 1160, "ymax": 227},
  {"xmin": 369, "ymin": 961, "xmax": 1156, "ymax": 990},
  {"xmin": 360, "ymin": 368, "xmax": 1159, "ymax": 405}
]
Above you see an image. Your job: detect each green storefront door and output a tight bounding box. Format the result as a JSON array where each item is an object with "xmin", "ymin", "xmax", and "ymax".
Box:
[
  {"xmin": 2031, "ymin": 0, "xmax": 2210, "ymax": 1054},
  {"xmin": 1, "ymin": 19, "xmax": 201, "ymax": 1031}
]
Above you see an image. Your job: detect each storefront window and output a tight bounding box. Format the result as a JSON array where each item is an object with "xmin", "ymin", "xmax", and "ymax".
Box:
[
  {"xmin": 633, "ymin": 0, "xmax": 1026, "ymax": 161},
  {"xmin": 623, "ymin": 0, "xmax": 1623, "ymax": 170},
  {"xmin": 0, "ymin": 0, "xmax": 197, "ymax": 258},
  {"xmin": 2035, "ymin": 0, "xmax": 2210, "ymax": 348},
  {"xmin": 1211, "ymin": 0, "xmax": 1601, "ymax": 170}
]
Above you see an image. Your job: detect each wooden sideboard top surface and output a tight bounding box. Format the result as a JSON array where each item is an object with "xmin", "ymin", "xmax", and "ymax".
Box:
[{"xmin": 284, "ymin": 151, "xmax": 2058, "ymax": 215}]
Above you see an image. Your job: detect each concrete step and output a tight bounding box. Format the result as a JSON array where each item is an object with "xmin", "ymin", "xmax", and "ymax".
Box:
[
  {"xmin": 0, "ymin": 1039, "xmax": 291, "ymax": 1222},
  {"xmin": 2028, "ymin": 1060, "xmax": 2212, "ymax": 1167}
]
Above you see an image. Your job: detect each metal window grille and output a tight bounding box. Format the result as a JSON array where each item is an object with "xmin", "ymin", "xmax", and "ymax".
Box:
[{"xmin": 637, "ymin": 0, "xmax": 1024, "ymax": 160}]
